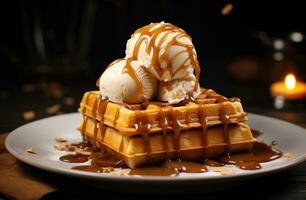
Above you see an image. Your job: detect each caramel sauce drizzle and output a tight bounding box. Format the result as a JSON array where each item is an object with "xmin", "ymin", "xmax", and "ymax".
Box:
[
  {"xmin": 182, "ymin": 108, "xmax": 192, "ymax": 150},
  {"xmin": 113, "ymin": 108, "xmax": 121, "ymax": 128},
  {"xmin": 119, "ymin": 137, "xmax": 124, "ymax": 153},
  {"xmin": 160, "ymin": 32, "xmax": 200, "ymax": 90},
  {"xmin": 80, "ymin": 93, "xmax": 92, "ymax": 140},
  {"xmin": 204, "ymin": 89, "xmax": 241, "ymax": 103},
  {"xmin": 159, "ymin": 108, "xmax": 169, "ymax": 159},
  {"xmin": 122, "ymin": 58, "xmax": 144, "ymax": 97},
  {"xmin": 119, "ymin": 101, "xmax": 135, "ymax": 110},
  {"xmin": 124, "ymin": 22, "xmax": 200, "ymax": 93},
  {"xmin": 73, "ymin": 89, "xmax": 283, "ymax": 176},
  {"xmin": 219, "ymin": 104, "xmax": 233, "ymax": 151},
  {"xmin": 201, "ymin": 89, "xmax": 243, "ymax": 152},
  {"xmin": 198, "ymin": 104, "xmax": 208, "ymax": 151},
  {"xmin": 129, "ymin": 89, "xmax": 245, "ymax": 161},
  {"xmin": 62, "ymin": 139, "xmax": 283, "ymax": 175},
  {"xmin": 97, "ymin": 98, "xmax": 109, "ymax": 142},
  {"xmin": 60, "ymin": 154, "xmax": 89, "ymax": 163},
  {"xmin": 219, "ymin": 142, "xmax": 282, "ymax": 170},
  {"xmin": 134, "ymin": 111, "xmax": 152, "ymax": 161},
  {"xmin": 92, "ymin": 97, "xmax": 99, "ymax": 146},
  {"xmin": 167, "ymin": 107, "xmax": 183, "ymax": 159}
]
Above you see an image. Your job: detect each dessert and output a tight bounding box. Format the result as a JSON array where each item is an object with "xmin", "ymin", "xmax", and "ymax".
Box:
[
  {"xmin": 58, "ymin": 22, "xmax": 282, "ymax": 175},
  {"xmin": 78, "ymin": 89, "xmax": 254, "ymax": 168}
]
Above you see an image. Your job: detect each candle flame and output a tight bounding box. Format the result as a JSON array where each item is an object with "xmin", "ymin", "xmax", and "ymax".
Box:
[{"xmin": 285, "ymin": 73, "xmax": 296, "ymax": 90}]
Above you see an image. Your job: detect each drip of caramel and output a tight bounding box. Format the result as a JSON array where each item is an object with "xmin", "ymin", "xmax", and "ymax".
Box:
[
  {"xmin": 219, "ymin": 103, "xmax": 232, "ymax": 151},
  {"xmin": 75, "ymin": 87, "xmax": 283, "ymax": 175},
  {"xmin": 83, "ymin": 96, "xmax": 110, "ymax": 149},
  {"xmin": 198, "ymin": 104, "xmax": 208, "ymax": 149},
  {"xmin": 80, "ymin": 93, "xmax": 92, "ymax": 140},
  {"xmin": 122, "ymin": 58, "xmax": 144, "ymax": 97},
  {"xmin": 92, "ymin": 97, "xmax": 99, "ymax": 146},
  {"xmin": 159, "ymin": 108, "xmax": 169, "ymax": 159},
  {"xmin": 167, "ymin": 107, "xmax": 183, "ymax": 159},
  {"xmin": 98, "ymin": 99, "xmax": 109, "ymax": 142},
  {"xmin": 113, "ymin": 108, "xmax": 121, "ymax": 127},
  {"xmin": 134, "ymin": 111, "xmax": 152, "ymax": 161},
  {"xmin": 81, "ymin": 116, "xmax": 89, "ymax": 141}
]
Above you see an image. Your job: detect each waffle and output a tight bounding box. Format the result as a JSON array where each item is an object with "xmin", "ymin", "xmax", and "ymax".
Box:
[
  {"xmin": 78, "ymin": 89, "xmax": 248, "ymax": 136},
  {"xmin": 78, "ymin": 88, "xmax": 256, "ymax": 168},
  {"xmin": 80, "ymin": 117, "xmax": 254, "ymax": 168}
]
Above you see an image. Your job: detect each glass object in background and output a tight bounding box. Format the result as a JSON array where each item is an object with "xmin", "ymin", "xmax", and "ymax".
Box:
[
  {"xmin": 255, "ymin": 31, "xmax": 305, "ymax": 82},
  {"xmin": 20, "ymin": 0, "xmax": 97, "ymax": 80}
]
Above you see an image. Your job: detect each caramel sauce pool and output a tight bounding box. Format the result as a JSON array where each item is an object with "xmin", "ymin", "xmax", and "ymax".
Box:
[{"xmin": 59, "ymin": 130, "xmax": 283, "ymax": 176}]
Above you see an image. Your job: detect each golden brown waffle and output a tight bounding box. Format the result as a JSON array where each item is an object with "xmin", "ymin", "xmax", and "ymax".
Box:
[
  {"xmin": 79, "ymin": 89, "xmax": 248, "ymax": 136},
  {"xmin": 79, "ymin": 117, "xmax": 255, "ymax": 168},
  {"xmin": 77, "ymin": 88, "xmax": 255, "ymax": 168}
]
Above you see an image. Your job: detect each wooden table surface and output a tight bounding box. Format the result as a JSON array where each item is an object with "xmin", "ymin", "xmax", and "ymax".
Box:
[{"xmin": 1, "ymin": 81, "xmax": 306, "ymax": 200}]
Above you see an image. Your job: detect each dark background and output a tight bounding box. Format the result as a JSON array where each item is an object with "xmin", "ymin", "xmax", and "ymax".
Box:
[
  {"xmin": 1, "ymin": 1, "xmax": 306, "ymax": 199},
  {"xmin": 0, "ymin": 0, "xmax": 306, "ymax": 131}
]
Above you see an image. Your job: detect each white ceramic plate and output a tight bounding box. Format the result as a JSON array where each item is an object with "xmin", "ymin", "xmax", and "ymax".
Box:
[{"xmin": 5, "ymin": 113, "xmax": 306, "ymax": 193}]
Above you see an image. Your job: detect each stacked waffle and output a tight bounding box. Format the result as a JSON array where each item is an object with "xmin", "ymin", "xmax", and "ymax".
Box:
[{"xmin": 78, "ymin": 89, "xmax": 256, "ymax": 168}]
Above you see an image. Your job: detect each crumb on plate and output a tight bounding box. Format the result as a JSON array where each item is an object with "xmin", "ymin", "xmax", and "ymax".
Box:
[
  {"xmin": 283, "ymin": 152, "xmax": 293, "ymax": 158},
  {"xmin": 25, "ymin": 147, "xmax": 36, "ymax": 154},
  {"xmin": 76, "ymin": 149, "xmax": 92, "ymax": 156},
  {"xmin": 212, "ymin": 167, "xmax": 235, "ymax": 175},
  {"xmin": 110, "ymin": 169, "xmax": 130, "ymax": 176},
  {"xmin": 55, "ymin": 136, "xmax": 67, "ymax": 143},
  {"xmin": 54, "ymin": 143, "xmax": 68, "ymax": 151}
]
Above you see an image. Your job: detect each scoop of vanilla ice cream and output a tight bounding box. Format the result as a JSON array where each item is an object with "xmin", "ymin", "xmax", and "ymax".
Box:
[
  {"xmin": 158, "ymin": 75, "xmax": 201, "ymax": 104},
  {"xmin": 99, "ymin": 59, "xmax": 157, "ymax": 103},
  {"xmin": 125, "ymin": 22, "xmax": 198, "ymax": 82},
  {"xmin": 99, "ymin": 22, "xmax": 201, "ymax": 104}
]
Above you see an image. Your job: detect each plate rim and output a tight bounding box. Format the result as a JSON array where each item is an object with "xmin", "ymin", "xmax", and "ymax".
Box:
[{"xmin": 5, "ymin": 112, "xmax": 306, "ymax": 183}]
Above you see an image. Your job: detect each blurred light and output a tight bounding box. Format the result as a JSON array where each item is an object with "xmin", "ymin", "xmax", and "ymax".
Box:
[
  {"xmin": 273, "ymin": 39, "xmax": 285, "ymax": 50},
  {"xmin": 274, "ymin": 96, "xmax": 284, "ymax": 109},
  {"xmin": 285, "ymin": 73, "xmax": 296, "ymax": 90},
  {"xmin": 273, "ymin": 52, "xmax": 284, "ymax": 61},
  {"xmin": 221, "ymin": 3, "xmax": 233, "ymax": 16},
  {"xmin": 290, "ymin": 32, "xmax": 303, "ymax": 43}
]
